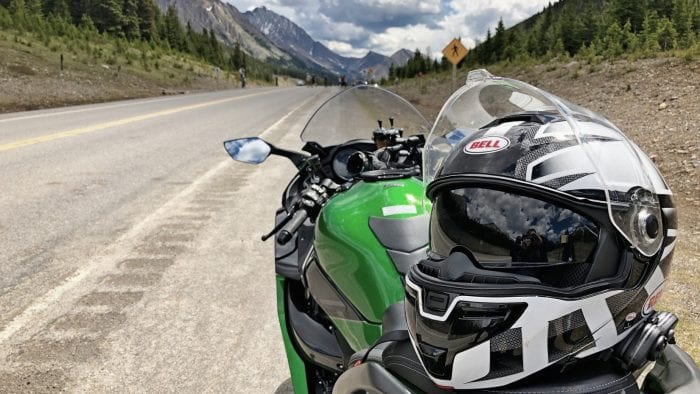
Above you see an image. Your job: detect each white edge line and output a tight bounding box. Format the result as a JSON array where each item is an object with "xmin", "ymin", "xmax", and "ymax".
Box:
[
  {"xmin": 0, "ymin": 88, "xmax": 284, "ymax": 124},
  {"xmin": 0, "ymin": 96, "xmax": 187, "ymax": 124}
]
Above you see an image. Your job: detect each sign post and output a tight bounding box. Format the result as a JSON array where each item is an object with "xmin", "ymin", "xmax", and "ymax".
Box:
[{"xmin": 442, "ymin": 38, "xmax": 468, "ymax": 91}]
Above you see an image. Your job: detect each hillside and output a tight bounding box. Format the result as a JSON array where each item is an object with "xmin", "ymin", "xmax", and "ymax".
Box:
[
  {"xmin": 393, "ymin": 56, "xmax": 700, "ymax": 359},
  {"xmin": 0, "ymin": 29, "xmax": 246, "ymax": 113}
]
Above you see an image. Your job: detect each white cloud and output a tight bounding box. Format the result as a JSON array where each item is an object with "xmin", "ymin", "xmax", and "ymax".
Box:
[
  {"xmin": 318, "ymin": 0, "xmax": 442, "ymax": 29},
  {"xmin": 322, "ymin": 40, "xmax": 369, "ymax": 58},
  {"xmin": 367, "ymin": 24, "xmax": 441, "ymax": 58}
]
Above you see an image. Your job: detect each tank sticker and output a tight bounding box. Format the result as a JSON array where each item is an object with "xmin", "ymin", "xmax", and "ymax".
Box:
[
  {"xmin": 382, "ymin": 205, "xmax": 417, "ymax": 216},
  {"xmin": 464, "ymin": 136, "xmax": 510, "ymax": 155}
]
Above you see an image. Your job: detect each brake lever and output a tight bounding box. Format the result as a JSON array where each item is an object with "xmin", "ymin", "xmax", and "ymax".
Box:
[{"xmin": 261, "ymin": 210, "xmax": 294, "ymax": 241}]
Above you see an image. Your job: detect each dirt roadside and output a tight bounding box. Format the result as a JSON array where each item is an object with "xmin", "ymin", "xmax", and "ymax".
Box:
[{"xmin": 0, "ymin": 33, "xmax": 296, "ymax": 113}]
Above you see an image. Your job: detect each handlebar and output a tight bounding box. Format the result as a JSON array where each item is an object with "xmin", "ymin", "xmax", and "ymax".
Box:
[{"xmin": 277, "ymin": 207, "xmax": 309, "ymax": 245}]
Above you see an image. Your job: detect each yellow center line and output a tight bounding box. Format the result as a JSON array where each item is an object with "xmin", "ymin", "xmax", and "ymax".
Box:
[{"xmin": 0, "ymin": 91, "xmax": 272, "ymax": 152}]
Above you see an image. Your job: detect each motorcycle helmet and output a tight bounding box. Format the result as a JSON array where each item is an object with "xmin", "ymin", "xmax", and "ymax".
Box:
[{"xmin": 405, "ymin": 70, "xmax": 677, "ymax": 389}]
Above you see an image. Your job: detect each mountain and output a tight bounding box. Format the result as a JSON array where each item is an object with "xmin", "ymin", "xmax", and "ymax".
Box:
[
  {"xmin": 351, "ymin": 51, "xmax": 390, "ymax": 79},
  {"xmin": 390, "ymin": 49, "xmax": 414, "ymax": 67},
  {"xmin": 154, "ymin": 0, "xmax": 290, "ymax": 62},
  {"xmin": 155, "ymin": 1, "xmax": 411, "ymax": 79},
  {"xmin": 244, "ymin": 6, "xmax": 411, "ymax": 79},
  {"xmin": 243, "ymin": 6, "xmax": 347, "ymax": 73}
]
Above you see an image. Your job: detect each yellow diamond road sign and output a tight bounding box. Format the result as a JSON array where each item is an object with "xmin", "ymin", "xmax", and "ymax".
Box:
[{"xmin": 443, "ymin": 38, "xmax": 468, "ymax": 65}]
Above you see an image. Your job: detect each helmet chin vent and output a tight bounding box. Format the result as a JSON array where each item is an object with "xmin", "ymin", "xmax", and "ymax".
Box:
[
  {"xmin": 418, "ymin": 342, "xmax": 449, "ymax": 378},
  {"xmin": 435, "ymin": 251, "xmax": 542, "ymax": 284}
]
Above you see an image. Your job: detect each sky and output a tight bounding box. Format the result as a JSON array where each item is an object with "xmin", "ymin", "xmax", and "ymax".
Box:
[{"xmin": 224, "ymin": 0, "xmax": 555, "ymax": 59}]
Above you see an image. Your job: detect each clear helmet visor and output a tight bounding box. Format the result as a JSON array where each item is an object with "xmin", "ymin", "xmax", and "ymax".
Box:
[{"xmin": 424, "ymin": 70, "xmax": 668, "ymax": 257}]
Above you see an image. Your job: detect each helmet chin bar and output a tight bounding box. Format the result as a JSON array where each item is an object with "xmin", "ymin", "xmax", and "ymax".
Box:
[{"xmin": 612, "ymin": 311, "xmax": 678, "ymax": 371}]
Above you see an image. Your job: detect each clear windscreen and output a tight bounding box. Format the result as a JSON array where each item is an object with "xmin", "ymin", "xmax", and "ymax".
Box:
[
  {"xmin": 425, "ymin": 70, "xmax": 669, "ymax": 257},
  {"xmin": 300, "ymin": 85, "xmax": 430, "ymax": 146}
]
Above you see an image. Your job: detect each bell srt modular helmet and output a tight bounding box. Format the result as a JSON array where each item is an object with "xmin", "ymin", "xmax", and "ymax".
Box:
[{"xmin": 405, "ymin": 70, "xmax": 677, "ymax": 389}]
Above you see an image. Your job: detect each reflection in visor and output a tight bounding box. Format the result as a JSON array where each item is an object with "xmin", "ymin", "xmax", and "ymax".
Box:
[{"xmin": 432, "ymin": 188, "xmax": 599, "ymax": 271}]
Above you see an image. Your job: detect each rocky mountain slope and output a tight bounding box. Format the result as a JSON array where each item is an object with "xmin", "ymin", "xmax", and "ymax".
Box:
[
  {"xmin": 156, "ymin": 1, "xmax": 411, "ymax": 79},
  {"xmin": 243, "ymin": 6, "xmax": 346, "ymax": 73},
  {"xmin": 243, "ymin": 6, "xmax": 410, "ymax": 79},
  {"xmin": 154, "ymin": 0, "xmax": 291, "ymax": 63}
]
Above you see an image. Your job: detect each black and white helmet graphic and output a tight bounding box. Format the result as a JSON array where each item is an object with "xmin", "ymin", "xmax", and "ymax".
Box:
[{"xmin": 406, "ymin": 70, "xmax": 677, "ymax": 389}]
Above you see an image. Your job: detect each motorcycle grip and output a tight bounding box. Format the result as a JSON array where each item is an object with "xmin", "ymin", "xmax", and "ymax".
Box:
[{"xmin": 277, "ymin": 208, "xmax": 308, "ymax": 245}]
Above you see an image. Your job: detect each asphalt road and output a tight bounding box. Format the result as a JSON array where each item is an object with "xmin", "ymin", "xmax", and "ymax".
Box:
[{"xmin": 0, "ymin": 87, "xmax": 337, "ymax": 392}]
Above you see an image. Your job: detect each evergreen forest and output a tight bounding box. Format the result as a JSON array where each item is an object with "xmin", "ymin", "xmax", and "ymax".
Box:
[
  {"xmin": 0, "ymin": 0, "xmax": 305, "ymax": 82},
  {"xmin": 390, "ymin": 0, "xmax": 700, "ymax": 81}
]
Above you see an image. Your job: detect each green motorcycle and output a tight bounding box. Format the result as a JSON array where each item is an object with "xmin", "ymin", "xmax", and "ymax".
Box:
[{"xmin": 223, "ymin": 85, "xmax": 432, "ymax": 392}]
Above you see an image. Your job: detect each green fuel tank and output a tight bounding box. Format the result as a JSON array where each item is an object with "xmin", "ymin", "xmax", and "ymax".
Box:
[{"xmin": 312, "ymin": 177, "xmax": 430, "ymax": 349}]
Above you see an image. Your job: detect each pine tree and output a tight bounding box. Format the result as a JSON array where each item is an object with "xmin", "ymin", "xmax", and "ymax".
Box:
[
  {"xmin": 612, "ymin": 0, "xmax": 646, "ymax": 32},
  {"xmin": 672, "ymin": 0, "xmax": 693, "ymax": 48},
  {"xmin": 552, "ymin": 38, "xmax": 566, "ymax": 57},
  {"xmin": 657, "ymin": 17, "xmax": 678, "ymax": 50},
  {"xmin": 122, "ymin": 0, "xmax": 140, "ymax": 40},
  {"xmin": 503, "ymin": 29, "xmax": 519, "ymax": 60},
  {"xmin": 526, "ymin": 25, "xmax": 540, "ymax": 56},
  {"xmin": 480, "ymin": 29, "xmax": 493, "ymax": 63},
  {"xmin": 25, "ymin": 0, "xmax": 41, "ymax": 15},
  {"xmin": 603, "ymin": 21, "xmax": 625, "ymax": 58},
  {"xmin": 136, "ymin": 0, "xmax": 157, "ymax": 41},
  {"xmin": 493, "ymin": 18, "xmax": 506, "ymax": 61},
  {"xmin": 208, "ymin": 28, "xmax": 223, "ymax": 66},
  {"xmin": 163, "ymin": 4, "xmax": 185, "ymax": 51},
  {"xmin": 580, "ymin": 3, "xmax": 599, "ymax": 44},
  {"xmin": 561, "ymin": 11, "xmax": 585, "ymax": 55},
  {"xmin": 46, "ymin": 0, "xmax": 71, "ymax": 20},
  {"xmin": 8, "ymin": 0, "xmax": 28, "ymax": 28},
  {"xmin": 66, "ymin": 0, "xmax": 90, "ymax": 25},
  {"xmin": 79, "ymin": 12, "xmax": 97, "ymax": 35},
  {"xmin": 93, "ymin": 0, "xmax": 124, "ymax": 36},
  {"xmin": 641, "ymin": 12, "xmax": 661, "ymax": 52},
  {"xmin": 230, "ymin": 40, "xmax": 243, "ymax": 70},
  {"xmin": 9, "ymin": 0, "xmax": 25, "ymax": 18},
  {"xmin": 622, "ymin": 19, "xmax": 640, "ymax": 52},
  {"xmin": 185, "ymin": 21, "xmax": 196, "ymax": 53},
  {"xmin": 648, "ymin": 0, "xmax": 674, "ymax": 19},
  {"xmin": 538, "ymin": 4, "xmax": 554, "ymax": 55}
]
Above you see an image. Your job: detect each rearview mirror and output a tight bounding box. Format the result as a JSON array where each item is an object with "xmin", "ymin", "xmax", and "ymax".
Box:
[{"xmin": 223, "ymin": 137, "xmax": 272, "ymax": 164}]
